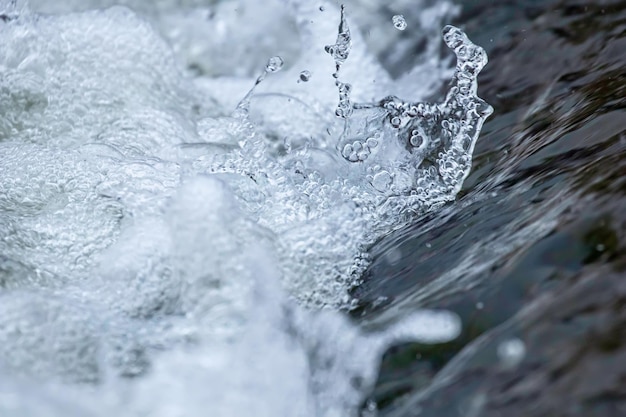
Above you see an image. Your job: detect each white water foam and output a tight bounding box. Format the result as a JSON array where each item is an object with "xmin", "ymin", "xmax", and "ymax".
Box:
[{"xmin": 0, "ymin": 1, "xmax": 490, "ymax": 416}]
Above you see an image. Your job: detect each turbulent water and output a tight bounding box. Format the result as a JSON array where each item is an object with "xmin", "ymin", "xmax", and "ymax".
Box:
[
  {"xmin": 1, "ymin": 0, "xmax": 624, "ymax": 416},
  {"xmin": 0, "ymin": 0, "xmax": 488, "ymax": 416}
]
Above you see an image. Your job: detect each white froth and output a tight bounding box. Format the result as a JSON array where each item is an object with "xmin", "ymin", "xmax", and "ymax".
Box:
[{"xmin": 0, "ymin": 1, "xmax": 489, "ymax": 416}]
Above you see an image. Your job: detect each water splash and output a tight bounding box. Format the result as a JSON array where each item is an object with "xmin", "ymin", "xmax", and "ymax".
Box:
[
  {"xmin": 0, "ymin": 3, "xmax": 492, "ymax": 417},
  {"xmin": 201, "ymin": 11, "xmax": 493, "ymax": 307},
  {"xmin": 235, "ymin": 55, "xmax": 285, "ymax": 117},
  {"xmin": 325, "ymin": 4, "xmax": 355, "ymax": 120},
  {"xmin": 324, "ymin": 4, "xmax": 351, "ymax": 77}
]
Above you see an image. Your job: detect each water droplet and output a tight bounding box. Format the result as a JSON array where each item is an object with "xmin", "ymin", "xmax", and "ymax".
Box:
[
  {"xmin": 361, "ymin": 399, "xmax": 378, "ymax": 417},
  {"xmin": 476, "ymin": 302, "xmax": 484, "ymax": 310},
  {"xmin": 265, "ymin": 56, "xmax": 284, "ymax": 73},
  {"xmin": 299, "ymin": 70, "xmax": 311, "ymax": 82},
  {"xmin": 497, "ymin": 338, "xmax": 526, "ymax": 368},
  {"xmin": 392, "ymin": 14, "xmax": 407, "ymax": 31},
  {"xmin": 325, "ymin": 5, "xmax": 351, "ymax": 75}
]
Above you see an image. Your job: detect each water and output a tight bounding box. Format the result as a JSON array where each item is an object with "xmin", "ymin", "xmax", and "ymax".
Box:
[
  {"xmin": 392, "ymin": 15, "xmax": 407, "ymax": 31},
  {"xmin": 1, "ymin": 0, "xmax": 624, "ymax": 416}
]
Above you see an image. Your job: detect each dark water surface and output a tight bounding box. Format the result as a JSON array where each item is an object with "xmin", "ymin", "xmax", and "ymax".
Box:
[{"xmin": 356, "ymin": 1, "xmax": 626, "ymax": 415}]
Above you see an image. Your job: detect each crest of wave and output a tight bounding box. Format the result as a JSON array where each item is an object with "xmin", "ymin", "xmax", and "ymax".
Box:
[{"xmin": 0, "ymin": 0, "xmax": 489, "ymax": 416}]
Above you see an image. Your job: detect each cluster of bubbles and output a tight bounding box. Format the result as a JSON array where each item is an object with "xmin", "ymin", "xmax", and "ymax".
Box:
[{"xmin": 341, "ymin": 135, "xmax": 380, "ymax": 162}]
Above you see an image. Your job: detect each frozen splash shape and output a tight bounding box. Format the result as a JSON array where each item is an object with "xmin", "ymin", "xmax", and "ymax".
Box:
[
  {"xmin": 336, "ymin": 24, "xmax": 493, "ymax": 209},
  {"xmin": 199, "ymin": 9, "xmax": 494, "ymax": 308},
  {"xmin": 321, "ymin": 8, "xmax": 493, "ymax": 216}
]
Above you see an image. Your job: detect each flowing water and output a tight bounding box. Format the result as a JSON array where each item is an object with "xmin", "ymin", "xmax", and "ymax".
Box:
[{"xmin": 0, "ymin": 0, "xmax": 624, "ymax": 416}]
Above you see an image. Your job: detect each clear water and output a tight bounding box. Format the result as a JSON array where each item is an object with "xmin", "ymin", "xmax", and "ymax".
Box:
[{"xmin": 0, "ymin": 0, "xmax": 489, "ymax": 416}]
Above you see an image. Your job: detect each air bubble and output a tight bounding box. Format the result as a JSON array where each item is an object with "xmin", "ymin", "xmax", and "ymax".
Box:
[
  {"xmin": 410, "ymin": 134, "xmax": 424, "ymax": 148},
  {"xmin": 265, "ymin": 56, "xmax": 284, "ymax": 73},
  {"xmin": 299, "ymin": 70, "xmax": 311, "ymax": 82},
  {"xmin": 371, "ymin": 171, "xmax": 392, "ymax": 192},
  {"xmin": 365, "ymin": 138, "xmax": 378, "ymax": 148},
  {"xmin": 342, "ymin": 144, "xmax": 353, "ymax": 159},
  {"xmin": 390, "ymin": 117, "xmax": 401, "ymax": 128},
  {"xmin": 392, "ymin": 15, "xmax": 407, "ymax": 31}
]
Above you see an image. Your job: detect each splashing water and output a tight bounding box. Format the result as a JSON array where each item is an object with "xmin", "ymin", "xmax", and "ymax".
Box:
[{"xmin": 0, "ymin": 1, "xmax": 491, "ymax": 416}]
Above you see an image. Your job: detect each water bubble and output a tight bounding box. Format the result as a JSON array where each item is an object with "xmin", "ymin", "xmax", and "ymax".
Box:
[
  {"xmin": 365, "ymin": 138, "xmax": 378, "ymax": 149},
  {"xmin": 319, "ymin": 6, "xmax": 325, "ymax": 12},
  {"xmin": 410, "ymin": 133, "xmax": 425, "ymax": 148},
  {"xmin": 299, "ymin": 70, "xmax": 311, "ymax": 82},
  {"xmin": 371, "ymin": 171, "xmax": 392, "ymax": 192},
  {"xmin": 341, "ymin": 144, "xmax": 353, "ymax": 158},
  {"xmin": 392, "ymin": 14, "xmax": 407, "ymax": 31},
  {"xmin": 265, "ymin": 56, "xmax": 284, "ymax": 73}
]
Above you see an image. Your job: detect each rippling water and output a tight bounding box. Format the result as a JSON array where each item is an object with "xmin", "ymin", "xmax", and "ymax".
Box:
[{"xmin": 0, "ymin": 0, "xmax": 624, "ymax": 416}]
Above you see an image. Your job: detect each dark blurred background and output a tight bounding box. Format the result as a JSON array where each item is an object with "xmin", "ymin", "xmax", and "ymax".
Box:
[{"xmin": 355, "ymin": 1, "xmax": 626, "ymax": 416}]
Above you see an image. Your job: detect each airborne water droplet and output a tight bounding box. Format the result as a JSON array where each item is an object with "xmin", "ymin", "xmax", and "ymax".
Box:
[
  {"xmin": 497, "ymin": 338, "xmax": 526, "ymax": 369},
  {"xmin": 325, "ymin": 4, "xmax": 351, "ymax": 75},
  {"xmin": 265, "ymin": 56, "xmax": 284, "ymax": 73},
  {"xmin": 392, "ymin": 14, "xmax": 407, "ymax": 31}
]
